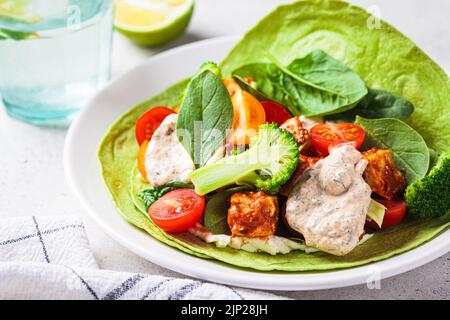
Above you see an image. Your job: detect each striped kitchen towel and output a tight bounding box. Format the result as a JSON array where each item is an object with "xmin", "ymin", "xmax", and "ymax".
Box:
[{"xmin": 0, "ymin": 215, "xmax": 285, "ymax": 300}]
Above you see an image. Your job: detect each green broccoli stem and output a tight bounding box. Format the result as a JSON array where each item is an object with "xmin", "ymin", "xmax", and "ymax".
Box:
[{"xmin": 190, "ymin": 149, "xmax": 269, "ymax": 195}]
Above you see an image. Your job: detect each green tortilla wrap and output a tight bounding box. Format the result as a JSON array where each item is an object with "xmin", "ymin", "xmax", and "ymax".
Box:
[{"xmin": 98, "ymin": 0, "xmax": 450, "ymax": 271}]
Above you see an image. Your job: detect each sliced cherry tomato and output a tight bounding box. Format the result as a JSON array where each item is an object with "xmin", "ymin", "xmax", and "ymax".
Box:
[
  {"xmin": 366, "ymin": 198, "xmax": 407, "ymax": 230},
  {"xmin": 137, "ymin": 139, "xmax": 149, "ymax": 181},
  {"xmin": 229, "ymin": 89, "xmax": 266, "ymax": 145},
  {"xmin": 135, "ymin": 106, "xmax": 175, "ymax": 145},
  {"xmin": 148, "ymin": 189, "xmax": 205, "ymax": 233},
  {"xmin": 310, "ymin": 123, "xmax": 365, "ymax": 156},
  {"xmin": 260, "ymin": 101, "xmax": 292, "ymax": 126}
]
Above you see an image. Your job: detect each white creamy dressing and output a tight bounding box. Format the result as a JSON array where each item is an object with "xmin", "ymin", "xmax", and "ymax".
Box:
[
  {"xmin": 145, "ymin": 114, "xmax": 195, "ymax": 187},
  {"xmin": 285, "ymin": 144, "xmax": 372, "ymax": 256}
]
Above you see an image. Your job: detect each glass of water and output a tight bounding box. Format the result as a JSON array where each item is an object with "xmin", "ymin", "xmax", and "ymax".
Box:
[{"xmin": 0, "ymin": 0, "xmax": 114, "ymax": 127}]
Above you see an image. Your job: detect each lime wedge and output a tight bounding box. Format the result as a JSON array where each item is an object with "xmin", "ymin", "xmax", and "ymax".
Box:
[
  {"xmin": 0, "ymin": 0, "xmax": 41, "ymax": 23},
  {"xmin": 115, "ymin": 0, "xmax": 194, "ymax": 47}
]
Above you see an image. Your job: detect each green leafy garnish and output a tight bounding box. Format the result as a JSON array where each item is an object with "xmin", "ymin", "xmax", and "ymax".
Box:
[
  {"xmin": 326, "ymin": 89, "xmax": 414, "ymax": 122},
  {"xmin": 176, "ymin": 62, "xmax": 234, "ymax": 167},
  {"xmin": 232, "ymin": 49, "xmax": 367, "ymax": 117},
  {"xmin": 232, "ymin": 63, "xmax": 294, "ymax": 113},
  {"xmin": 274, "ymin": 50, "xmax": 368, "ymax": 116},
  {"xmin": 137, "ymin": 181, "xmax": 193, "ymax": 210}
]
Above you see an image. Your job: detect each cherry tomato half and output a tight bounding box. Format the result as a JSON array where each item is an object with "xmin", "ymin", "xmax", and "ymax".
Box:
[
  {"xmin": 135, "ymin": 106, "xmax": 175, "ymax": 145},
  {"xmin": 148, "ymin": 189, "xmax": 205, "ymax": 233},
  {"xmin": 260, "ymin": 101, "xmax": 292, "ymax": 126},
  {"xmin": 229, "ymin": 89, "xmax": 266, "ymax": 145},
  {"xmin": 137, "ymin": 139, "xmax": 149, "ymax": 181},
  {"xmin": 366, "ymin": 198, "xmax": 407, "ymax": 230},
  {"xmin": 310, "ymin": 123, "xmax": 365, "ymax": 156}
]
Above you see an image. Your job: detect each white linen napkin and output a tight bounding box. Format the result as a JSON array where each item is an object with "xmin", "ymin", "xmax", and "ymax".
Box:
[{"xmin": 0, "ymin": 215, "xmax": 285, "ymax": 300}]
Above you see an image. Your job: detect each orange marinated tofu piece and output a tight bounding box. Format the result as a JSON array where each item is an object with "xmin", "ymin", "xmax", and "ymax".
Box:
[
  {"xmin": 362, "ymin": 147, "xmax": 406, "ymax": 199},
  {"xmin": 280, "ymin": 117, "xmax": 309, "ymax": 146},
  {"xmin": 228, "ymin": 191, "xmax": 279, "ymax": 237}
]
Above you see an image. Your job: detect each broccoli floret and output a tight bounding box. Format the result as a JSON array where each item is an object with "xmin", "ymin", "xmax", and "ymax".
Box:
[
  {"xmin": 190, "ymin": 123, "xmax": 299, "ymax": 195},
  {"xmin": 405, "ymin": 151, "xmax": 450, "ymax": 219},
  {"xmin": 200, "ymin": 61, "xmax": 221, "ymax": 78}
]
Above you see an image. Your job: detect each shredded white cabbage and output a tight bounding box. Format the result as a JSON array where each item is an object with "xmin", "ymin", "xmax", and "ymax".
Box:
[
  {"xmin": 189, "ymin": 224, "xmax": 319, "ymax": 255},
  {"xmin": 189, "ymin": 224, "xmax": 374, "ymax": 255}
]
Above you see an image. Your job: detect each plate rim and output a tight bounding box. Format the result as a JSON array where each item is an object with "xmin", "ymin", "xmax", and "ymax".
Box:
[{"xmin": 64, "ymin": 35, "xmax": 450, "ymax": 291}]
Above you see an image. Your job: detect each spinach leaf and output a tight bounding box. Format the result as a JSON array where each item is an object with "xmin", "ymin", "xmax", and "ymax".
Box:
[
  {"xmin": 138, "ymin": 181, "xmax": 193, "ymax": 210},
  {"xmin": 204, "ymin": 186, "xmax": 251, "ymax": 235},
  {"xmin": 355, "ymin": 116, "xmax": 430, "ymax": 185},
  {"xmin": 232, "ymin": 74, "xmax": 269, "ymax": 102},
  {"xmin": 176, "ymin": 67, "xmax": 234, "ymax": 167},
  {"xmin": 231, "ymin": 50, "xmax": 367, "ymax": 117},
  {"xmin": 278, "ymin": 50, "xmax": 368, "ymax": 116},
  {"xmin": 326, "ymin": 89, "xmax": 414, "ymax": 122},
  {"xmin": 232, "ymin": 63, "xmax": 299, "ymax": 115}
]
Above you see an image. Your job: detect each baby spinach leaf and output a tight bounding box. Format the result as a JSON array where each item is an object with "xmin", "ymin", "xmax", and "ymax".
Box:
[
  {"xmin": 176, "ymin": 67, "xmax": 234, "ymax": 167},
  {"xmin": 204, "ymin": 186, "xmax": 251, "ymax": 235},
  {"xmin": 232, "ymin": 74, "xmax": 271, "ymax": 101},
  {"xmin": 326, "ymin": 89, "xmax": 414, "ymax": 122},
  {"xmin": 355, "ymin": 116, "xmax": 430, "ymax": 185},
  {"xmin": 231, "ymin": 50, "xmax": 367, "ymax": 117},
  {"xmin": 278, "ymin": 50, "xmax": 368, "ymax": 116},
  {"xmin": 232, "ymin": 63, "xmax": 299, "ymax": 115}
]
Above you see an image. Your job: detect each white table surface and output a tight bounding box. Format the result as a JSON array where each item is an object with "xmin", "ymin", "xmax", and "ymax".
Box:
[{"xmin": 1, "ymin": 0, "xmax": 449, "ymax": 299}]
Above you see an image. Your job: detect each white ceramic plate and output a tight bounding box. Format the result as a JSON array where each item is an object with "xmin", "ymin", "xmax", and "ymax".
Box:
[{"xmin": 64, "ymin": 36, "xmax": 450, "ymax": 291}]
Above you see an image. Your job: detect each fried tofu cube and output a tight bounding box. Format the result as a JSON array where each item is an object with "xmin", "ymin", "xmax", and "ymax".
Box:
[
  {"xmin": 228, "ymin": 191, "xmax": 279, "ymax": 237},
  {"xmin": 362, "ymin": 148, "xmax": 406, "ymax": 199},
  {"xmin": 280, "ymin": 116, "xmax": 309, "ymax": 147}
]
